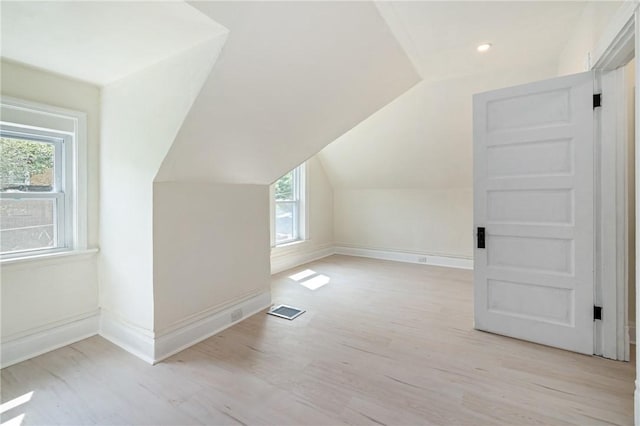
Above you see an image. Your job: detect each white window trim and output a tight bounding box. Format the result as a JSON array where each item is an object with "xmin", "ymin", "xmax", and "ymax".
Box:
[
  {"xmin": 271, "ymin": 162, "xmax": 307, "ymax": 247},
  {"xmin": 0, "ymin": 96, "xmax": 88, "ymax": 261}
]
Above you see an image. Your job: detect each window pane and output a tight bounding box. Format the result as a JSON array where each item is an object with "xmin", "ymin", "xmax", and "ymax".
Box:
[
  {"xmin": 0, "ymin": 137, "xmax": 55, "ymax": 192},
  {"xmin": 275, "ymin": 202, "xmax": 296, "ymax": 243},
  {"xmin": 0, "ymin": 199, "xmax": 56, "ymax": 254},
  {"xmin": 274, "ymin": 171, "xmax": 294, "ymax": 201}
]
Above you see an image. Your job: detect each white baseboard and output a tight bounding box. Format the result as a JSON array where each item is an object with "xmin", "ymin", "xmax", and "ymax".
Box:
[
  {"xmin": 4, "ymin": 245, "xmax": 468, "ymax": 368},
  {"xmin": 99, "ymin": 310, "xmax": 155, "ymax": 365},
  {"xmin": 1, "ymin": 310, "xmax": 100, "ymax": 369},
  {"xmin": 629, "ymin": 321, "xmax": 636, "ymax": 344},
  {"xmin": 271, "ymin": 244, "xmax": 335, "ymax": 275},
  {"xmin": 154, "ymin": 291, "xmax": 271, "ymax": 363},
  {"xmin": 334, "ymin": 245, "xmax": 473, "ymax": 270}
]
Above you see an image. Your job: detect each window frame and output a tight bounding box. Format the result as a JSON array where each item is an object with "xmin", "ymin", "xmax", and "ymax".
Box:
[
  {"xmin": 0, "ymin": 97, "xmax": 88, "ymax": 261},
  {"xmin": 0, "ymin": 128, "xmax": 69, "ymax": 256},
  {"xmin": 271, "ymin": 163, "xmax": 307, "ymax": 247}
]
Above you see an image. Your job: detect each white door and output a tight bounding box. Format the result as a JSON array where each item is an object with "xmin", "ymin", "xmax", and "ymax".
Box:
[{"xmin": 473, "ymin": 71, "xmax": 595, "ymax": 354}]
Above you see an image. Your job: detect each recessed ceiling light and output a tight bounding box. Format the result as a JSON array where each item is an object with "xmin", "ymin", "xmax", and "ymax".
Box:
[{"xmin": 477, "ymin": 43, "xmax": 492, "ymax": 52}]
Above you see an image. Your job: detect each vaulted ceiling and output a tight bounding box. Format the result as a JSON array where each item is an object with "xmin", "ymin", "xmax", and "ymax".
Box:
[
  {"xmin": 2, "ymin": 1, "xmax": 420, "ymax": 186},
  {"xmin": 377, "ymin": 1, "xmax": 588, "ymax": 81},
  {"xmin": 1, "ymin": 1, "xmax": 227, "ymax": 86},
  {"xmin": 318, "ymin": 1, "xmax": 622, "ymax": 190},
  {"xmin": 1, "ymin": 1, "xmax": 623, "ymax": 192},
  {"xmin": 156, "ymin": 1, "xmax": 420, "ymax": 184}
]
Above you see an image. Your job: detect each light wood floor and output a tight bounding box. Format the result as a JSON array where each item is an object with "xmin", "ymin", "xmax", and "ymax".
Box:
[{"xmin": 1, "ymin": 255, "xmax": 635, "ymax": 425}]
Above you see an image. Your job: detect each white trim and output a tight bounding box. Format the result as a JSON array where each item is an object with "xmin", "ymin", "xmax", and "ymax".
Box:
[
  {"xmin": 636, "ymin": 382, "xmax": 640, "ymax": 426},
  {"xmin": 0, "ymin": 126, "xmax": 69, "ymax": 253},
  {"xmin": 0, "ymin": 248, "xmax": 98, "ymax": 268},
  {"xmin": 154, "ymin": 291, "xmax": 271, "ymax": 363},
  {"xmin": 300, "ymin": 162, "xmax": 309, "ymax": 241},
  {"xmin": 271, "ymin": 242, "xmax": 334, "ymax": 275},
  {"xmin": 635, "ymin": 9, "xmax": 640, "ymax": 426},
  {"xmin": 334, "ymin": 245, "xmax": 473, "ymax": 270},
  {"xmin": 597, "ymin": 67, "xmax": 630, "ymax": 361},
  {"xmin": 629, "ymin": 321, "xmax": 636, "ymax": 344},
  {"xmin": 269, "ymin": 184, "xmax": 275, "ymax": 247},
  {"xmin": 5, "ymin": 292, "xmax": 272, "ymax": 367},
  {"xmin": 271, "ymin": 162, "xmax": 307, "ymax": 248},
  {"xmin": 591, "ymin": 1, "xmax": 638, "ymax": 71},
  {"xmin": 0, "ymin": 96, "xmax": 89, "ymax": 257},
  {"xmin": 74, "ymin": 109, "xmax": 88, "ymax": 250},
  {"xmin": 99, "ymin": 310, "xmax": 155, "ymax": 365},
  {"xmin": 1, "ymin": 310, "xmax": 99, "ymax": 369},
  {"xmin": 0, "ymin": 95, "xmax": 86, "ymax": 131},
  {"xmin": 589, "ymin": 0, "xmax": 639, "ymax": 365}
]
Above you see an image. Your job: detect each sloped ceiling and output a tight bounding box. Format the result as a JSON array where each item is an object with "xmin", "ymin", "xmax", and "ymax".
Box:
[
  {"xmin": 377, "ymin": 1, "xmax": 588, "ymax": 82},
  {"xmin": 0, "ymin": 1, "xmax": 227, "ymax": 86},
  {"xmin": 319, "ymin": 64, "xmax": 559, "ymax": 190},
  {"xmin": 155, "ymin": 1, "xmax": 421, "ymax": 184},
  {"xmin": 319, "ymin": 1, "xmax": 599, "ymax": 190}
]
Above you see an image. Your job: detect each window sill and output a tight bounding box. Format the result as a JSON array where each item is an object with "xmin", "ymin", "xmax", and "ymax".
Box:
[
  {"xmin": 1, "ymin": 248, "xmax": 99, "ymax": 267},
  {"xmin": 274, "ymin": 239, "xmax": 305, "ymax": 249},
  {"xmin": 271, "ymin": 239, "xmax": 308, "ymax": 257}
]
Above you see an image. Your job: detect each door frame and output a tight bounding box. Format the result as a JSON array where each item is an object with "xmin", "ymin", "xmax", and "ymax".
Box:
[
  {"xmin": 592, "ymin": 1, "xmax": 635, "ymax": 360},
  {"xmin": 597, "ymin": 67, "xmax": 633, "ymax": 361},
  {"xmin": 589, "ymin": 0, "xmax": 639, "ymax": 422}
]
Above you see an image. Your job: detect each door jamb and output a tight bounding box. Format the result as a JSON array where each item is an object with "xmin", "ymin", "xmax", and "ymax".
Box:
[
  {"xmin": 589, "ymin": 1, "xmax": 639, "ymax": 423},
  {"xmin": 597, "ymin": 67, "xmax": 630, "ymax": 361},
  {"xmin": 591, "ymin": 0, "xmax": 636, "ymax": 362}
]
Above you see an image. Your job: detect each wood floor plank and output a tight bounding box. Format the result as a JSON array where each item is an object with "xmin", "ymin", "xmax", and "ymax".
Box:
[{"xmin": 1, "ymin": 255, "xmax": 635, "ymax": 425}]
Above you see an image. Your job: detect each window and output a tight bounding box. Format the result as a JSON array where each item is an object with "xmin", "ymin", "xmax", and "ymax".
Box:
[
  {"xmin": 272, "ymin": 163, "xmax": 306, "ymax": 246},
  {"xmin": 0, "ymin": 98, "xmax": 87, "ymax": 259}
]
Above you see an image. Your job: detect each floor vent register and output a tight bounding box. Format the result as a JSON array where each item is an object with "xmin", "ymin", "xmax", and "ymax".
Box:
[{"xmin": 267, "ymin": 304, "xmax": 305, "ymax": 320}]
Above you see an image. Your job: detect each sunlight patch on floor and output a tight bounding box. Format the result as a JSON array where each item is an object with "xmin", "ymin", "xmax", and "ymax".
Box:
[
  {"xmin": 0, "ymin": 392, "xmax": 32, "ymax": 415},
  {"xmin": 1, "ymin": 413, "xmax": 25, "ymax": 426},
  {"xmin": 299, "ymin": 274, "xmax": 330, "ymax": 290},
  {"xmin": 288, "ymin": 269, "xmax": 331, "ymax": 290},
  {"xmin": 0, "ymin": 391, "xmax": 32, "ymax": 426},
  {"xmin": 288, "ymin": 269, "xmax": 316, "ymax": 281}
]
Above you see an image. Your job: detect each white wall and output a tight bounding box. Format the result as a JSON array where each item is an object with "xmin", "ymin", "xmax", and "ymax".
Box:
[
  {"xmin": 146, "ymin": 2, "xmax": 418, "ymax": 358},
  {"xmin": 557, "ymin": 1, "xmax": 624, "ymax": 75},
  {"xmin": 334, "ymin": 188, "xmax": 472, "ymax": 259},
  {"xmin": 99, "ymin": 37, "xmax": 225, "ymax": 334},
  {"xmin": 1, "ymin": 254, "xmax": 98, "ymax": 338},
  {"xmin": 321, "ymin": 62, "xmax": 558, "ymax": 261},
  {"xmin": 271, "ymin": 156, "xmax": 334, "ymax": 274},
  {"xmin": 0, "ymin": 60, "xmax": 100, "ymax": 342},
  {"xmin": 153, "ymin": 183, "xmax": 270, "ymax": 333}
]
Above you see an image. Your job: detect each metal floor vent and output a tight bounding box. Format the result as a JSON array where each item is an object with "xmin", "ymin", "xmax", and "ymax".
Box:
[{"xmin": 267, "ymin": 304, "xmax": 305, "ymax": 320}]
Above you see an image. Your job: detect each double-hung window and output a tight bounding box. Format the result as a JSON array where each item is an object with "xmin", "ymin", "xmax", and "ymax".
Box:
[
  {"xmin": 0, "ymin": 98, "xmax": 87, "ymax": 259},
  {"xmin": 272, "ymin": 163, "xmax": 306, "ymax": 246}
]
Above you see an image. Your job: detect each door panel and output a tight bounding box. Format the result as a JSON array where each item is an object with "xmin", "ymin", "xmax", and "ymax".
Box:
[
  {"xmin": 486, "ymin": 138, "xmax": 573, "ymax": 178},
  {"xmin": 486, "ymin": 189, "xmax": 573, "ymax": 224},
  {"xmin": 473, "ymin": 71, "xmax": 594, "ymax": 354}
]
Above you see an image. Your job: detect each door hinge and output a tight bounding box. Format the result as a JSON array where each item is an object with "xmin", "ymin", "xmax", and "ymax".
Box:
[
  {"xmin": 594, "ymin": 305, "xmax": 602, "ymax": 321},
  {"xmin": 593, "ymin": 93, "xmax": 602, "ymax": 109}
]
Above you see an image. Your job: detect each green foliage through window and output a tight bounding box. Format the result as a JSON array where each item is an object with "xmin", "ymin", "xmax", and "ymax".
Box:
[
  {"xmin": 0, "ymin": 137, "xmax": 54, "ymax": 190},
  {"xmin": 274, "ymin": 171, "xmax": 293, "ymax": 200}
]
